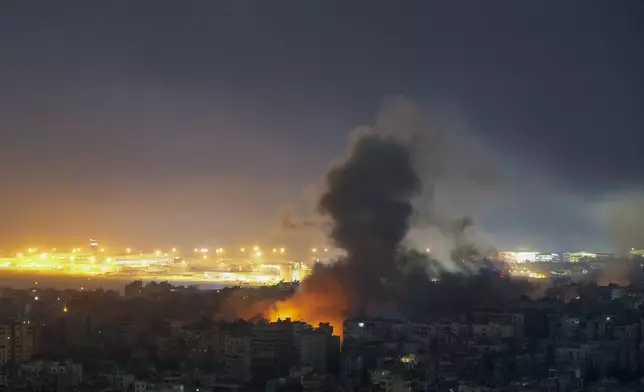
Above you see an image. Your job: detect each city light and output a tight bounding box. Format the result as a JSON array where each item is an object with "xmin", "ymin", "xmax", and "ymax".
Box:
[
  {"xmin": 39, "ymin": 253, "xmax": 47, "ymax": 260},
  {"xmin": 172, "ymin": 248, "xmax": 177, "ymax": 252},
  {"xmin": 256, "ymin": 251, "xmax": 263, "ymax": 257},
  {"xmin": 17, "ymin": 252, "xmax": 23, "ymax": 257},
  {"xmin": 155, "ymin": 250, "xmax": 161, "ymax": 256},
  {"xmin": 126, "ymin": 248, "xmax": 131, "ymax": 254},
  {"xmin": 28, "ymin": 248, "xmax": 36, "ymax": 253},
  {"xmin": 63, "ymin": 306, "xmax": 68, "ymax": 313},
  {"xmin": 240, "ymin": 247, "xmax": 246, "ymax": 252},
  {"xmin": 311, "ymin": 248, "xmax": 317, "ymax": 253},
  {"xmin": 280, "ymin": 248, "xmax": 285, "ymax": 254}
]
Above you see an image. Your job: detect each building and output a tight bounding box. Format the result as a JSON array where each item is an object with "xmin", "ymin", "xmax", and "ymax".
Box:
[
  {"xmin": 300, "ymin": 331, "xmax": 329, "ymax": 373},
  {"xmin": 224, "ymin": 331, "xmax": 251, "ymax": 382},
  {"xmin": 0, "ymin": 322, "xmax": 35, "ymax": 386}
]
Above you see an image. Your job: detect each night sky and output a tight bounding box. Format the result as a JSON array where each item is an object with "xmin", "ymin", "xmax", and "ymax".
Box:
[{"xmin": 1, "ymin": 1, "xmax": 643, "ymax": 253}]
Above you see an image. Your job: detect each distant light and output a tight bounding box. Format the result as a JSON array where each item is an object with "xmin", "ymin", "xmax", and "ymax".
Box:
[
  {"xmin": 253, "ymin": 245, "xmax": 259, "ymax": 251},
  {"xmin": 324, "ymin": 248, "xmax": 328, "ymax": 252},
  {"xmin": 358, "ymin": 322, "xmax": 365, "ymax": 328},
  {"xmin": 256, "ymin": 251, "xmax": 263, "ymax": 257},
  {"xmin": 425, "ymin": 248, "xmax": 431, "ymax": 253},
  {"xmin": 172, "ymin": 248, "xmax": 177, "ymax": 252},
  {"xmin": 28, "ymin": 248, "xmax": 36, "ymax": 253},
  {"xmin": 499, "ymin": 275, "xmax": 505, "ymax": 279},
  {"xmin": 39, "ymin": 251, "xmax": 47, "ymax": 259},
  {"xmin": 100, "ymin": 248, "xmax": 105, "ymax": 252},
  {"xmin": 52, "ymin": 248, "xmax": 56, "ymax": 252},
  {"xmin": 280, "ymin": 247, "xmax": 285, "ymax": 254},
  {"xmin": 311, "ymin": 248, "xmax": 317, "ymax": 253},
  {"xmin": 17, "ymin": 252, "xmax": 23, "ymax": 257},
  {"xmin": 203, "ymin": 255, "xmax": 208, "ymax": 260},
  {"xmin": 34, "ymin": 296, "xmax": 39, "ymax": 301},
  {"xmin": 606, "ymin": 316, "xmax": 611, "ymax": 321},
  {"xmin": 63, "ymin": 306, "xmax": 68, "ymax": 313},
  {"xmin": 57, "ymin": 297, "xmax": 60, "ymax": 301},
  {"xmin": 155, "ymin": 250, "xmax": 161, "ymax": 256},
  {"xmin": 106, "ymin": 258, "xmax": 112, "ymax": 263},
  {"xmin": 126, "ymin": 248, "xmax": 131, "ymax": 253},
  {"xmin": 272, "ymin": 248, "xmax": 277, "ymax": 253},
  {"xmin": 80, "ymin": 287, "xmax": 84, "ymax": 290},
  {"xmin": 200, "ymin": 248, "xmax": 208, "ymax": 253},
  {"xmin": 240, "ymin": 248, "xmax": 245, "ymax": 252},
  {"xmin": 194, "ymin": 248, "xmax": 198, "ymax": 252},
  {"xmin": 89, "ymin": 256, "xmax": 95, "ymax": 262}
]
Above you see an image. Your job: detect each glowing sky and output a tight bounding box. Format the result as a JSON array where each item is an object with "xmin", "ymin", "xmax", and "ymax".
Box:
[{"xmin": 1, "ymin": 1, "xmax": 643, "ymax": 252}]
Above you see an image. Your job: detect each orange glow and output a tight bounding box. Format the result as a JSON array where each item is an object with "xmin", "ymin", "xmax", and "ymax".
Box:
[{"xmin": 262, "ymin": 274, "xmax": 348, "ymax": 339}]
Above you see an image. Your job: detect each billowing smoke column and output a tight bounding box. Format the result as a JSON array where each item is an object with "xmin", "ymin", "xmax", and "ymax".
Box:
[{"xmin": 265, "ymin": 133, "xmax": 421, "ymax": 334}]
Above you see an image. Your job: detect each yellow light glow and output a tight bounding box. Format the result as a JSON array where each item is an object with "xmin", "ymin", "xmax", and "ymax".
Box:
[
  {"xmin": 194, "ymin": 248, "xmax": 198, "ymax": 252},
  {"xmin": 155, "ymin": 250, "xmax": 161, "ymax": 256},
  {"xmin": 253, "ymin": 245, "xmax": 259, "ymax": 251},
  {"xmin": 28, "ymin": 248, "xmax": 36, "ymax": 253},
  {"xmin": 324, "ymin": 248, "xmax": 328, "ymax": 252},
  {"xmin": 89, "ymin": 256, "xmax": 95, "ymax": 262},
  {"xmin": 100, "ymin": 248, "xmax": 105, "ymax": 252},
  {"xmin": 126, "ymin": 248, "xmax": 131, "ymax": 253},
  {"xmin": 311, "ymin": 248, "xmax": 317, "ymax": 253},
  {"xmin": 63, "ymin": 306, "xmax": 68, "ymax": 313},
  {"xmin": 272, "ymin": 248, "xmax": 277, "ymax": 253},
  {"xmin": 256, "ymin": 251, "xmax": 263, "ymax": 257},
  {"xmin": 240, "ymin": 248, "xmax": 245, "ymax": 252},
  {"xmin": 203, "ymin": 255, "xmax": 208, "ymax": 260},
  {"xmin": 280, "ymin": 248, "xmax": 285, "ymax": 254},
  {"xmin": 106, "ymin": 258, "xmax": 112, "ymax": 263},
  {"xmin": 17, "ymin": 253, "xmax": 23, "ymax": 257},
  {"xmin": 172, "ymin": 248, "xmax": 177, "ymax": 252},
  {"xmin": 39, "ymin": 253, "xmax": 47, "ymax": 260}
]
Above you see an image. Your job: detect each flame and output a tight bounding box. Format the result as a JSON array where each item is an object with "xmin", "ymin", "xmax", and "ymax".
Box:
[{"xmin": 264, "ymin": 274, "xmax": 348, "ymax": 340}]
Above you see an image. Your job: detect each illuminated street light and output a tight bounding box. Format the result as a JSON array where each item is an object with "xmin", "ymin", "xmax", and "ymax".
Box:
[
  {"xmin": 34, "ymin": 296, "xmax": 39, "ymax": 301},
  {"xmin": 63, "ymin": 306, "xmax": 68, "ymax": 313}
]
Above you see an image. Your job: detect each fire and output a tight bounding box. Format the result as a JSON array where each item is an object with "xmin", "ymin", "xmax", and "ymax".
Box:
[{"xmin": 264, "ymin": 274, "xmax": 348, "ymax": 340}]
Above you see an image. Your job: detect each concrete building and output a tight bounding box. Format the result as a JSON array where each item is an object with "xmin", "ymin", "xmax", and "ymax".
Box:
[
  {"xmin": 0, "ymin": 322, "xmax": 35, "ymax": 386},
  {"xmin": 300, "ymin": 331, "xmax": 329, "ymax": 373}
]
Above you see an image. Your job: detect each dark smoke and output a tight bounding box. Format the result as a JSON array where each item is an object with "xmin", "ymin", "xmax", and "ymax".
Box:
[{"xmin": 315, "ymin": 133, "xmax": 421, "ymax": 314}]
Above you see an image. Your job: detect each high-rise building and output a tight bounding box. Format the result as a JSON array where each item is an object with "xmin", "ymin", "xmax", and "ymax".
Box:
[{"xmin": 0, "ymin": 322, "xmax": 35, "ymax": 386}]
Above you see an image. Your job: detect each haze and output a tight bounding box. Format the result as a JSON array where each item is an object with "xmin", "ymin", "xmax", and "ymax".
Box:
[{"xmin": 1, "ymin": 1, "xmax": 643, "ymax": 253}]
